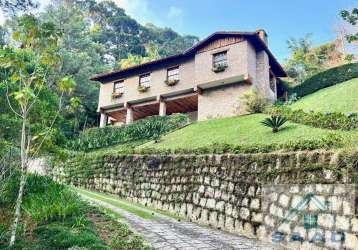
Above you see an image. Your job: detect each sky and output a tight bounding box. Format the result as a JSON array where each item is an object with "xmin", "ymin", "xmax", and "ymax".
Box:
[{"xmin": 1, "ymin": 0, "xmax": 357, "ymax": 62}]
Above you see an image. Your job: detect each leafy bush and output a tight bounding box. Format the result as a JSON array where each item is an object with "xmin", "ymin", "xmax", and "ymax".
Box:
[
  {"xmin": 0, "ymin": 173, "xmax": 83, "ymax": 223},
  {"xmin": 289, "ymin": 63, "xmax": 358, "ymax": 97},
  {"xmin": 261, "ymin": 115, "xmax": 288, "ymax": 133},
  {"xmin": 106, "ymin": 133, "xmax": 343, "ymax": 155},
  {"xmin": 66, "ymin": 114, "xmax": 188, "ymax": 151},
  {"xmin": 270, "ymin": 105, "xmax": 358, "ymax": 131},
  {"xmin": 241, "ymin": 88, "xmax": 270, "ymax": 113}
]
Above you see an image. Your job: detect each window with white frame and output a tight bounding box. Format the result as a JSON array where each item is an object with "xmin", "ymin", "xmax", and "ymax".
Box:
[
  {"xmin": 167, "ymin": 66, "xmax": 179, "ymax": 81},
  {"xmin": 139, "ymin": 73, "xmax": 151, "ymax": 88},
  {"xmin": 213, "ymin": 51, "xmax": 228, "ymax": 68},
  {"xmin": 113, "ymin": 80, "xmax": 124, "ymax": 94}
]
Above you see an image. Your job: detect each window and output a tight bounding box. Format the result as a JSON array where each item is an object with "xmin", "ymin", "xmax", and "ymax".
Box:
[
  {"xmin": 167, "ymin": 66, "xmax": 179, "ymax": 81},
  {"xmin": 213, "ymin": 51, "xmax": 228, "ymax": 68},
  {"xmin": 139, "ymin": 73, "xmax": 151, "ymax": 88},
  {"xmin": 113, "ymin": 80, "xmax": 124, "ymax": 94}
]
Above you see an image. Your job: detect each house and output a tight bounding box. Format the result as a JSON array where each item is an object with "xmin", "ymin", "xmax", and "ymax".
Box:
[{"xmin": 91, "ymin": 30, "xmax": 287, "ymax": 127}]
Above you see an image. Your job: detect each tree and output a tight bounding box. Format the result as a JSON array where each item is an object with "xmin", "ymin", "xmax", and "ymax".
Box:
[
  {"xmin": 0, "ymin": 14, "xmax": 75, "ymax": 246},
  {"xmin": 341, "ymin": 8, "xmax": 358, "ymax": 43},
  {"xmin": 118, "ymin": 43, "xmax": 161, "ymax": 69},
  {"xmin": 0, "ymin": 0, "xmax": 38, "ymax": 16},
  {"xmin": 284, "ymin": 34, "xmax": 345, "ymax": 83}
]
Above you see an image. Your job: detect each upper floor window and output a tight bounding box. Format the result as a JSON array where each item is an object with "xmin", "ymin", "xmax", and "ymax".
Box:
[
  {"xmin": 167, "ymin": 66, "xmax": 179, "ymax": 81},
  {"xmin": 113, "ymin": 80, "xmax": 124, "ymax": 94},
  {"xmin": 213, "ymin": 51, "xmax": 228, "ymax": 68},
  {"xmin": 139, "ymin": 73, "xmax": 151, "ymax": 88}
]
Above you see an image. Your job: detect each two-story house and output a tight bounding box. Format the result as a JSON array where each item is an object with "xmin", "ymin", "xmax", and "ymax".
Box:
[{"xmin": 91, "ymin": 30, "xmax": 286, "ymax": 127}]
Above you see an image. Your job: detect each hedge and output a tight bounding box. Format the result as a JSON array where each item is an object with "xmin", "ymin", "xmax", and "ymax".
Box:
[
  {"xmin": 66, "ymin": 114, "xmax": 188, "ymax": 152},
  {"xmin": 270, "ymin": 106, "xmax": 358, "ymax": 131},
  {"xmin": 289, "ymin": 63, "xmax": 358, "ymax": 97}
]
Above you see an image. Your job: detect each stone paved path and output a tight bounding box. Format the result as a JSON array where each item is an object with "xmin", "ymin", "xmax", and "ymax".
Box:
[{"xmin": 80, "ymin": 193, "xmax": 282, "ymax": 250}]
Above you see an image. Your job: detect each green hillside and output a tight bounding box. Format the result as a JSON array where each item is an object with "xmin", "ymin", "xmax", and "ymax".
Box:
[
  {"xmin": 291, "ymin": 78, "xmax": 358, "ymax": 113},
  {"xmin": 141, "ymin": 114, "xmax": 357, "ymax": 150}
]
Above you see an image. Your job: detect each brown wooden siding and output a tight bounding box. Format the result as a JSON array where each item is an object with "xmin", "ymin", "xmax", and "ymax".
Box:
[{"xmin": 197, "ymin": 37, "xmax": 243, "ymax": 54}]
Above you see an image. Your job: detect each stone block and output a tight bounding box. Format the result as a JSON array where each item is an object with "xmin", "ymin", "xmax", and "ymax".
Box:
[
  {"xmin": 206, "ymin": 186, "xmax": 214, "ymax": 197},
  {"xmin": 250, "ymin": 198, "xmax": 260, "ymax": 210},
  {"xmin": 209, "ymin": 211, "xmax": 218, "ymax": 227},
  {"xmin": 225, "ymin": 203, "xmax": 233, "ymax": 216},
  {"xmin": 342, "ymin": 233, "xmax": 358, "ymax": 250},
  {"xmin": 206, "ymin": 198, "xmax": 216, "ymax": 209},
  {"xmin": 334, "ymin": 185, "xmax": 346, "ymax": 195},
  {"xmin": 243, "ymin": 222, "xmax": 254, "ymax": 237},
  {"xmin": 248, "ymin": 186, "xmax": 256, "ymax": 196},
  {"xmin": 264, "ymin": 215, "xmax": 275, "ymax": 227},
  {"xmin": 214, "ymin": 189, "xmax": 222, "ymax": 199},
  {"xmin": 218, "ymin": 213, "xmax": 225, "ymax": 229},
  {"xmin": 278, "ymin": 194, "xmax": 290, "ymax": 208},
  {"xmin": 215, "ymin": 201, "xmax": 225, "ymax": 212},
  {"xmin": 343, "ymin": 200, "xmax": 354, "ymax": 216},
  {"xmin": 199, "ymin": 198, "xmax": 207, "ymax": 207},
  {"xmin": 225, "ymin": 216, "xmax": 235, "ymax": 233},
  {"xmin": 289, "ymin": 185, "xmax": 299, "ymax": 194},
  {"xmin": 327, "ymin": 196, "xmax": 342, "ymax": 212},
  {"xmin": 269, "ymin": 192, "xmax": 278, "ymax": 202},
  {"xmin": 317, "ymin": 214, "xmax": 334, "ymax": 229},
  {"xmin": 291, "ymin": 195, "xmax": 303, "ymax": 208},
  {"xmin": 252, "ymin": 212, "xmax": 263, "ymax": 223},
  {"xmin": 239, "ymin": 207, "xmax": 250, "ymax": 220},
  {"xmin": 335, "ymin": 215, "xmax": 350, "ymax": 231},
  {"xmin": 325, "ymin": 230, "xmax": 343, "ymax": 250},
  {"xmin": 277, "ymin": 222, "xmax": 291, "ymax": 235}
]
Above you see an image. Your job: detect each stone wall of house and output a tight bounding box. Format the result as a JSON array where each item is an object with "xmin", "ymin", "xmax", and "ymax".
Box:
[
  {"xmin": 51, "ymin": 151, "xmax": 358, "ymax": 249},
  {"xmin": 197, "ymin": 82, "xmax": 251, "ymax": 120}
]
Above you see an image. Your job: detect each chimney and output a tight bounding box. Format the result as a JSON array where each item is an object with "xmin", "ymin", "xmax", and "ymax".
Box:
[{"xmin": 256, "ymin": 29, "xmax": 268, "ymax": 46}]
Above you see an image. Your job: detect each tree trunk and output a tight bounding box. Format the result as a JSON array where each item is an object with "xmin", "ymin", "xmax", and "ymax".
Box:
[{"xmin": 9, "ymin": 112, "xmax": 28, "ymax": 247}]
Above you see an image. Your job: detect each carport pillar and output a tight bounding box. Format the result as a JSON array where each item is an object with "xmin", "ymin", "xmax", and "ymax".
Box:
[
  {"xmin": 99, "ymin": 112, "xmax": 108, "ymax": 127},
  {"xmin": 159, "ymin": 101, "xmax": 166, "ymax": 116},
  {"xmin": 126, "ymin": 107, "xmax": 133, "ymax": 124}
]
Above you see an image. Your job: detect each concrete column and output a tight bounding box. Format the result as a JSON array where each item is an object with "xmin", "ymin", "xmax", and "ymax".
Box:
[
  {"xmin": 159, "ymin": 101, "xmax": 166, "ymax": 116},
  {"xmin": 99, "ymin": 113, "xmax": 108, "ymax": 128},
  {"xmin": 126, "ymin": 107, "xmax": 133, "ymax": 124}
]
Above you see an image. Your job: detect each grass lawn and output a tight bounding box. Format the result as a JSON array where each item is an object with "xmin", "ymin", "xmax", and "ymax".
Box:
[
  {"xmin": 76, "ymin": 188, "xmax": 156, "ymax": 220},
  {"xmin": 76, "ymin": 188, "xmax": 185, "ymax": 221},
  {"xmin": 140, "ymin": 113, "xmax": 358, "ymax": 150},
  {"xmin": 291, "ymin": 78, "xmax": 358, "ymax": 113}
]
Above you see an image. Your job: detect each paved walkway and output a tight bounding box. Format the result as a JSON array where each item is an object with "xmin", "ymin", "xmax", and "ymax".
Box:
[{"xmin": 80, "ymin": 193, "xmax": 282, "ymax": 250}]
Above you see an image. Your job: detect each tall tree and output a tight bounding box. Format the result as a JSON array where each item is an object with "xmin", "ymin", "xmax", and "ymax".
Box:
[
  {"xmin": 341, "ymin": 8, "xmax": 358, "ymax": 43},
  {"xmin": 284, "ymin": 34, "xmax": 344, "ymax": 83},
  {"xmin": 0, "ymin": 0, "xmax": 38, "ymax": 15},
  {"xmin": 0, "ymin": 14, "xmax": 75, "ymax": 246}
]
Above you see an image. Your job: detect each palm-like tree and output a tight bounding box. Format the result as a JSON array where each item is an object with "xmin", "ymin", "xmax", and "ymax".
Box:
[{"xmin": 261, "ymin": 115, "xmax": 288, "ymax": 133}]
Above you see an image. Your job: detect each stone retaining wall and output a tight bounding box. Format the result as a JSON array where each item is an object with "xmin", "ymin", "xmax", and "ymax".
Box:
[{"xmin": 51, "ymin": 150, "xmax": 358, "ymax": 249}]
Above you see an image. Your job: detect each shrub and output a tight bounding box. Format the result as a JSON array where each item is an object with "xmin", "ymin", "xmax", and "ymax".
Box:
[
  {"xmin": 132, "ymin": 133, "xmax": 343, "ymax": 155},
  {"xmin": 241, "ymin": 88, "xmax": 270, "ymax": 113},
  {"xmin": 289, "ymin": 63, "xmax": 358, "ymax": 97},
  {"xmin": 261, "ymin": 115, "xmax": 288, "ymax": 133},
  {"xmin": 66, "ymin": 114, "xmax": 188, "ymax": 151},
  {"xmin": 270, "ymin": 105, "xmax": 358, "ymax": 131}
]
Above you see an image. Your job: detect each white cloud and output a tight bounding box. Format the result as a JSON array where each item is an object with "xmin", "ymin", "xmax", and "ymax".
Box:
[{"xmin": 168, "ymin": 6, "xmax": 183, "ymax": 19}]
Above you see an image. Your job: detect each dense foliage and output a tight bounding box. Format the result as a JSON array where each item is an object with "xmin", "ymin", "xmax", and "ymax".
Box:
[
  {"xmin": 0, "ymin": 173, "xmax": 149, "ymax": 249},
  {"xmin": 270, "ymin": 105, "xmax": 358, "ymax": 131},
  {"xmin": 288, "ymin": 63, "xmax": 358, "ymax": 97},
  {"xmin": 284, "ymin": 34, "xmax": 345, "ymax": 84},
  {"xmin": 66, "ymin": 114, "xmax": 188, "ymax": 151}
]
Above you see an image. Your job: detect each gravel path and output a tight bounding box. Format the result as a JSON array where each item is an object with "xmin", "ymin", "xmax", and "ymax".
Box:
[{"xmin": 79, "ymin": 192, "xmax": 282, "ymax": 250}]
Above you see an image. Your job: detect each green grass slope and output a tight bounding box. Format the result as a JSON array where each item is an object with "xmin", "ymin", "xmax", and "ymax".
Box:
[
  {"xmin": 141, "ymin": 114, "xmax": 357, "ymax": 150},
  {"xmin": 291, "ymin": 78, "xmax": 358, "ymax": 113}
]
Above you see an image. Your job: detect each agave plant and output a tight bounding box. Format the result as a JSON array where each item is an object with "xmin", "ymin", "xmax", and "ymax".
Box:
[{"xmin": 261, "ymin": 115, "xmax": 288, "ymax": 133}]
